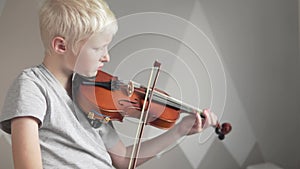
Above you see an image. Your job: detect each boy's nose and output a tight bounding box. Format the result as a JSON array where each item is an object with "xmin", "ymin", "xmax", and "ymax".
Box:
[{"xmin": 100, "ymin": 53, "xmax": 110, "ymax": 62}]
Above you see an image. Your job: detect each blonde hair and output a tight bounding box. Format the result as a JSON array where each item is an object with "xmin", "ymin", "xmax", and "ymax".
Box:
[{"xmin": 39, "ymin": 0, "xmax": 118, "ymax": 56}]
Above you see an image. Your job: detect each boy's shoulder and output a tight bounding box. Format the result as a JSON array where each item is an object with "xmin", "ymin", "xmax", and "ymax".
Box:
[
  {"xmin": 11, "ymin": 64, "xmax": 54, "ymax": 92},
  {"xmin": 16, "ymin": 64, "xmax": 53, "ymax": 84},
  {"xmin": 18, "ymin": 65, "xmax": 44, "ymax": 79}
]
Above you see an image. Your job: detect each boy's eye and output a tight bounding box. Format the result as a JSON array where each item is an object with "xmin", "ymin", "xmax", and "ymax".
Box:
[
  {"xmin": 94, "ymin": 47, "xmax": 100, "ymax": 50},
  {"xmin": 93, "ymin": 47, "xmax": 103, "ymax": 51},
  {"xmin": 93, "ymin": 45, "xmax": 107, "ymax": 51}
]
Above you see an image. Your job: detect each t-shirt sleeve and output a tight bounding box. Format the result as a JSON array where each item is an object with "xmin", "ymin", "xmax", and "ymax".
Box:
[{"xmin": 0, "ymin": 77, "xmax": 47, "ymax": 134}]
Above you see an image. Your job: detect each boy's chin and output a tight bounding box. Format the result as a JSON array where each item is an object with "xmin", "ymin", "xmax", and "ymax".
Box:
[{"xmin": 75, "ymin": 71, "xmax": 97, "ymax": 78}]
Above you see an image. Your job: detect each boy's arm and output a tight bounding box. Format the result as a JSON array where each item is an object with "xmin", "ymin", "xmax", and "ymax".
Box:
[
  {"xmin": 11, "ymin": 117, "xmax": 43, "ymax": 169},
  {"xmin": 109, "ymin": 110, "xmax": 217, "ymax": 169},
  {"xmin": 108, "ymin": 123, "xmax": 184, "ymax": 169}
]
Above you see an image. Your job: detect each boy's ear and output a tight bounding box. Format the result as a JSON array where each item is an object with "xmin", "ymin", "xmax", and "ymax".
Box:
[{"xmin": 52, "ymin": 36, "xmax": 67, "ymax": 53}]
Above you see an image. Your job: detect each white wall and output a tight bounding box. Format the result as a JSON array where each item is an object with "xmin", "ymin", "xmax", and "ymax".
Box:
[{"xmin": 0, "ymin": 0, "xmax": 299, "ymax": 169}]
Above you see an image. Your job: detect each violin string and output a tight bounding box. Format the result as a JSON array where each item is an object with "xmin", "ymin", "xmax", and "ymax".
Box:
[
  {"xmin": 153, "ymin": 91, "xmax": 203, "ymax": 114},
  {"xmin": 124, "ymin": 80, "xmax": 203, "ymax": 115}
]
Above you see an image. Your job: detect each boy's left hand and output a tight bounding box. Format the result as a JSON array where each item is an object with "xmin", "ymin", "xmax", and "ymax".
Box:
[{"xmin": 177, "ymin": 109, "xmax": 218, "ymax": 136}]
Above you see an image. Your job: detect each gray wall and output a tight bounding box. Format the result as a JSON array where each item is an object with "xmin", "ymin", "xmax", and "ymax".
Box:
[{"xmin": 0, "ymin": 0, "xmax": 299, "ymax": 169}]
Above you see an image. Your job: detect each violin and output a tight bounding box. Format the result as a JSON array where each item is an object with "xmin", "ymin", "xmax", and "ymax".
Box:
[
  {"xmin": 75, "ymin": 69, "xmax": 232, "ymax": 140},
  {"xmin": 75, "ymin": 62, "xmax": 232, "ymax": 169}
]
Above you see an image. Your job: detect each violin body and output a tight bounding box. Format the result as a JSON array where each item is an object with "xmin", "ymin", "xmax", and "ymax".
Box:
[
  {"xmin": 76, "ymin": 69, "xmax": 231, "ymax": 140},
  {"xmin": 76, "ymin": 70, "xmax": 180, "ymax": 129}
]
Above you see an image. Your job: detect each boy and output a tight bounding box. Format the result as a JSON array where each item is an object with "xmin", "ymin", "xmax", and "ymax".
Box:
[{"xmin": 0, "ymin": 0, "xmax": 217, "ymax": 168}]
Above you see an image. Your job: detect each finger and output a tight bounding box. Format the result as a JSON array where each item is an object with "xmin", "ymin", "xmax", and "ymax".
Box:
[
  {"xmin": 195, "ymin": 112, "xmax": 202, "ymax": 129},
  {"xmin": 195, "ymin": 112, "xmax": 201, "ymax": 124},
  {"xmin": 202, "ymin": 108, "xmax": 218, "ymax": 128},
  {"xmin": 202, "ymin": 109, "xmax": 210, "ymax": 128},
  {"xmin": 210, "ymin": 113, "xmax": 218, "ymax": 126}
]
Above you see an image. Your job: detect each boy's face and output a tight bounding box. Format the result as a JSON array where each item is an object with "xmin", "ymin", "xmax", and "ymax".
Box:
[{"xmin": 74, "ymin": 32, "xmax": 113, "ymax": 77}]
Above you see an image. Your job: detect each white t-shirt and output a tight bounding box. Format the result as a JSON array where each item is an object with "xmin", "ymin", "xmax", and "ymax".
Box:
[{"xmin": 0, "ymin": 64, "xmax": 119, "ymax": 169}]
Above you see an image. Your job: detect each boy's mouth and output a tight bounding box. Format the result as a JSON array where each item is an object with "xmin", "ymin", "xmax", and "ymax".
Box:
[{"xmin": 97, "ymin": 65, "xmax": 103, "ymax": 70}]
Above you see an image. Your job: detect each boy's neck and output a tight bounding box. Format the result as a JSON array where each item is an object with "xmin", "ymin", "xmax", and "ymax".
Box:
[{"xmin": 43, "ymin": 55, "xmax": 74, "ymax": 96}]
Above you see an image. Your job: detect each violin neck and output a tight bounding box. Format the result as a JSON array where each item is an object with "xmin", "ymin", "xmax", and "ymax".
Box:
[
  {"xmin": 130, "ymin": 81, "xmax": 204, "ymax": 115},
  {"xmin": 151, "ymin": 90, "xmax": 203, "ymax": 115}
]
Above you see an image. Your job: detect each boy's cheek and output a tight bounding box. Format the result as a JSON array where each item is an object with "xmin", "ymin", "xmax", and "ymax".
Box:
[{"xmin": 74, "ymin": 64, "xmax": 98, "ymax": 77}]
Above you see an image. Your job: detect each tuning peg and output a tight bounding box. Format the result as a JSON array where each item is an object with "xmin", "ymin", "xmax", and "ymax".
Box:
[{"xmin": 215, "ymin": 122, "xmax": 232, "ymax": 140}]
